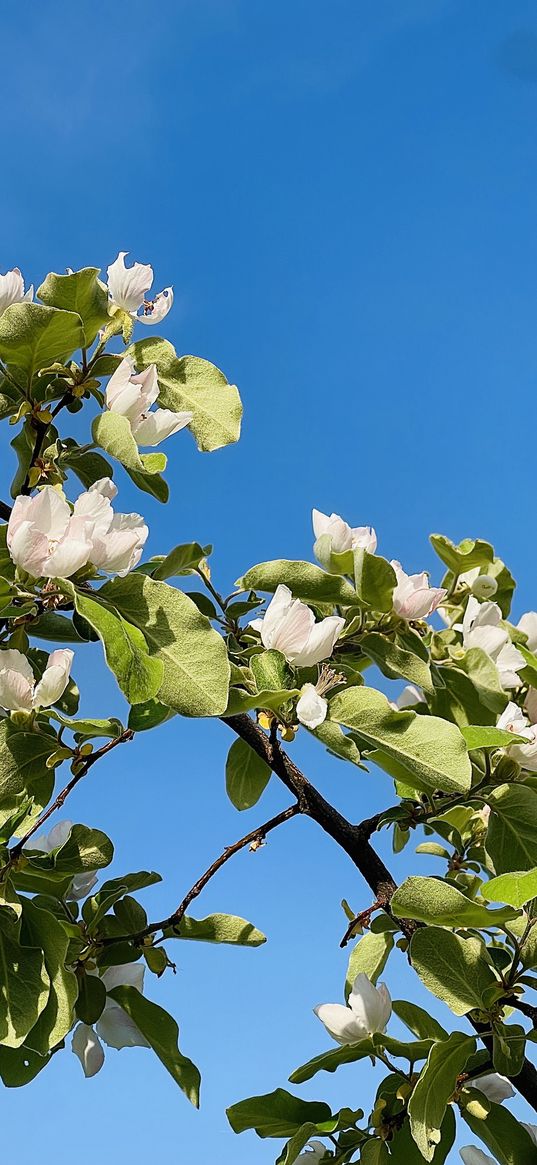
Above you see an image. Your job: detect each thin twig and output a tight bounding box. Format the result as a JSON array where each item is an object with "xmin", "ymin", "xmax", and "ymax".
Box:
[
  {"xmin": 101, "ymin": 802, "xmax": 300, "ymax": 945},
  {"xmin": 8, "ymin": 728, "xmax": 134, "ymax": 862},
  {"xmin": 0, "ymin": 500, "xmax": 11, "ymax": 521},
  {"xmin": 20, "ymin": 392, "xmax": 74, "ymax": 495}
]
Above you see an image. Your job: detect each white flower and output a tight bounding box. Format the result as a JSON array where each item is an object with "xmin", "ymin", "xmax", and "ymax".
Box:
[
  {"xmin": 312, "ymin": 509, "xmax": 377, "ymax": 555},
  {"xmin": 390, "ymin": 684, "xmax": 424, "ymax": 710},
  {"xmin": 296, "ymin": 683, "xmax": 328, "ymax": 729},
  {"xmin": 391, "ymin": 561, "xmax": 446, "ymax": 621},
  {"xmin": 0, "ymin": 648, "xmax": 73, "ymax": 713},
  {"xmin": 72, "ymin": 478, "xmax": 148, "ymax": 576},
  {"xmin": 522, "ymin": 1123, "xmax": 537, "ymax": 1146},
  {"xmin": 107, "ymin": 252, "xmax": 173, "ymax": 326},
  {"xmin": 27, "ymin": 819, "xmax": 98, "ymax": 901},
  {"xmin": 460, "ymin": 1149, "xmax": 498, "ymax": 1165},
  {"xmin": 250, "ymin": 585, "xmax": 344, "ymax": 668},
  {"xmin": 518, "ymin": 611, "xmax": 537, "ymax": 653},
  {"xmin": 8, "ymin": 481, "xmax": 148, "ymax": 579},
  {"xmin": 7, "ymin": 487, "xmax": 95, "ymax": 578},
  {"xmin": 497, "ymin": 703, "xmax": 537, "ymax": 772},
  {"xmin": 459, "ymin": 597, "xmax": 524, "ymax": 689},
  {"xmin": 298, "ymin": 1143, "xmax": 327, "ymax": 1162},
  {"xmin": 314, "ymin": 972, "xmax": 391, "ymax": 1045},
  {"xmin": 105, "ymin": 357, "xmax": 192, "ymax": 448},
  {"xmin": 471, "ymin": 1071, "xmax": 515, "ymax": 1103},
  {"xmin": 72, "ymin": 962, "xmax": 149, "ymax": 1078},
  {"xmin": 0, "ymin": 267, "xmax": 33, "ymax": 316}
]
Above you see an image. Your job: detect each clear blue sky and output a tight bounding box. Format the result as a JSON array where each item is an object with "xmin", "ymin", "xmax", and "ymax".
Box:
[{"xmin": 1, "ymin": 2, "xmax": 537, "ymax": 1161}]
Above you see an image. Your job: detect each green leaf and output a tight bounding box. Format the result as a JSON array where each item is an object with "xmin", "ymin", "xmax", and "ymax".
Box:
[
  {"xmin": 329, "ymin": 687, "xmax": 472, "ymax": 795},
  {"xmin": 100, "ymin": 573, "xmax": 230, "ymax": 716},
  {"xmin": 130, "ymin": 338, "xmax": 242, "ymax": 451},
  {"xmin": 482, "ymin": 868, "xmax": 537, "ymax": 909},
  {"xmin": 250, "ymin": 649, "xmax": 292, "ymax": 693},
  {"xmin": 91, "ymin": 412, "xmax": 167, "ymax": 496},
  {"xmin": 392, "ymin": 1000, "xmax": 448, "ymax": 1042},
  {"xmin": 0, "ymin": 910, "xmax": 50, "ymax": 1047},
  {"xmin": 62, "ymin": 443, "xmax": 115, "ymax": 490},
  {"xmin": 360, "ymin": 632, "xmax": 433, "ymax": 692},
  {"xmin": 518, "ymin": 643, "xmax": 537, "ymax": 687},
  {"xmin": 461, "ymin": 725, "xmax": 528, "ymax": 749},
  {"xmin": 410, "ymin": 927, "xmax": 498, "ymax": 1015},
  {"xmin": 127, "ymin": 698, "xmax": 175, "ymax": 732},
  {"xmin": 152, "ymin": 542, "xmax": 209, "ymax": 580},
  {"xmin": 71, "ymin": 586, "xmax": 163, "ymax": 705},
  {"xmin": 430, "ymin": 534, "xmax": 494, "ymax": 573},
  {"xmin": 391, "ymin": 876, "xmax": 517, "ymax": 928},
  {"xmin": 37, "ymin": 267, "xmax": 109, "ymax": 346},
  {"xmin": 224, "ymin": 687, "xmax": 298, "ymax": 715},
  {"xmin": 353, "ymin": 550, "xmax": 396, "ymax": 612},
  {"xmin": 462, "ymin": 1096, "xmax": 536, "ymax": 1165},
  {"xmin": 46, "ymin": 711, "xmax": 124, "ymax": 741},
  {"xmin": 20, "ymin": 898, "xmax": 77, "ymax": 1053},
  {"xmin": 408, "ymin": 1032, "xmax": 475, "ymax": 1161},
  {"xmin": 289, "ymin": 1041, "xmax": 376, "ymax": 1085},
  {"xmin": 75, "ymin": 973, "xmax": 107, "ymax": 1024},
  {"xmin": 0, "ymin": 1043, "xmax": 50, "ymax": 1087},
  {"xmin": 278, "ymin": 1124, "xmax": 325, "ymax": 1165},
  {"xmin": 28, "ymin": 612, "xmax": 87, "ymax": 643},
  {"xmin": 457, "ymin": 648, "xmax": 508, "ymax": 715},
  {"xmin": 360, "ymin": 1141, "xmax": 390, "ymax": 1164},
  {"xmin": 237, "ymin": 560, "xmax": 357, "ymax": 604},
  {"xmin": 27, "ymin": 823, "xmax": 113, "ymax": 874},
  {"xmin": 310, "ymin": 718, "xmax": 363, "ymax": 766},
  {"xmin": 0, "ymin": 303, "xmax": 84, "ymax": 381},
  {"xmin": 108, "ymin": 984, "xmax": 200, "ymax": 1105},
  {"xmin": 492, "ymin": 1020, "xmax": 526, "ymax": 1076},
  {"xmin": 0, "ymin": 720, "xmax": 56, "ymax": 832},
  {"xmin": 165, "ymin": 913, "xmax": 266, "ymax": 946},
  {"xmin": 225, "ymin": 738, "xmax": 271, "ymax": 810},
  {"xmin": 486, "ymin": 784, "xmax": 537, "ymax": 872},
  {"xmin": 227, "ymin": 1087, "xmax": 333, "ymax": 1138},
  {"xmin": 390, "ymin": 1109, "xmax": 455, "ymax": 1165},
  {"xmin": 345, "ymin": 931, "xmax": 394, "ymax": 1000},
  {"xmin": 97, "ymin": 870, "xmax": 162, "ymax": 897}
]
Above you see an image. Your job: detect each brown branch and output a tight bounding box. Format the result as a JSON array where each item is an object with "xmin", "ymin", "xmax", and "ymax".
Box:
[
  {"xmin": 222, "ymin": 714, "xmax": 537, "ymax": 1114},
  {"xmin": 101, "ymin": 802, "xmax": 301, "ymax": 945},
  {"xmin": 8, "ymin": 728, "xmax": 134, "ymax": 862},
  {"xmin": 223, "ymin": 714, "xmax": 399, "ymax": 915},
  {"xmin": 20, "ymin": 392, "xmax": 74, "ymax": 495},
  {"xmin": 0, "ymin": 500, "xmax": 11, "ymax": 521}
]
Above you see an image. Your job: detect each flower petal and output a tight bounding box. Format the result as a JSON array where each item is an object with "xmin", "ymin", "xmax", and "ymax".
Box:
[
  {"xmin": 107, "ymin": 252, "xmax": 153, "ymax": 313},
  {"xmin": 296, "ymin": 685, "xmax": 328, "ymax": 729},
  {"xmin": 132, "ymin": 408, "xmax": 192, "ymax": 447},
  {"xmin": 72, "ymin": 1023, "xmax": 105, "ymax": 1077}
]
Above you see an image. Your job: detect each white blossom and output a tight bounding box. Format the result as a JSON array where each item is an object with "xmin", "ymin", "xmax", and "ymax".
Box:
[
  {"xmin": 7, "ymin": 487, "xmax": 95, "ymax": 578},
  {"xmin": 471, "ymin": 1072, "xmax": 515, "ymax": 1103},
  {"xmin": 312, "ymin": 509, "xmax": 377, "ymax": 555},
  {"xmin": 296, "ymin": 683, "xmax": 328, "ymax": 729},
  {"xmin": 518, "ymin": 611, "xmax": 537, "ymax": 653},
  {"xmin": 314, "ymin": 972, "xmax": 391, "ymax": 1045},
  {"xmin": 0, "ymin": 648, "xmax": 73, "ymax": 713},
  {"xmin": 390, "ymin": 684, "xmax": 424, "ymax": 710},
  {"xmin": 298, "ymin": 1142, "xmax": 328, "ymax": 1162},
  {"xmin": 459, "ymin": 597, "xmax": 524, "ymax": 689},
  {"xmin": 250, "ymin": 585, "xmax": 344, "ymax": 668},
  {"xmin": 72, "ymin": 962, "xmax": 149, "ymax": 1078},
  {"xmin": 107, "ymin": 251, "xmax": 173, "ymax": 326},
  {"xmin": 0, "ymin": 267, "xmax": 33, "ymax": 316},
  {"xmin": 391, "ymin": 561, "xmax": 446, "ymax": 621},
  {"xmin": 460, "ymin": 1149, "xmax": 498, "ymax": 1165},
  {"xmin": 496, "ymin": 702, "xmax": 537, "ymax": 772},
  {"xmin": 105, "ymin": 357, "xmax": 192, "ymax": 447},
  {"xmin": 8, "ymin": 480, "xmax": 147, "ymax": 579}
]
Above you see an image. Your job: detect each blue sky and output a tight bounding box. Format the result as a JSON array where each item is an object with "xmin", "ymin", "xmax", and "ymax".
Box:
[{"xmin": 1, "ymin": 1, "xmax": 537, "ymax": 1160}]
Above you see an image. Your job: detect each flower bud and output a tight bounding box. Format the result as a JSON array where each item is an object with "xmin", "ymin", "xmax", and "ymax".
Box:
[{"xmin": 470, "ymin": 574, "xmax": 498, "ymax": 600}]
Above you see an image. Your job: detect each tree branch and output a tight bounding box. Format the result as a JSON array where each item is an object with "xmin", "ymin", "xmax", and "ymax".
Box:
[
  {"xmin": 7, "ymin": 728, "xmax": 134, "ymax": 862},
  {"xmin": 223, "ymin": 714, "xmax": 399, "ymax": 913},
  {"xmin": 101, "ymin": 802, "xmax": 301, "ymax": 945},
  {"xmin": 20, "ymin": 392, "xmax": 74, "ymax": 495},
  {"xmin": 222, "ymin": 714, "xmax": 537, "ymax": 1114},
  {"xmin": 0, "ymin": 500, "xmax": 11, "ymax": 521}
]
